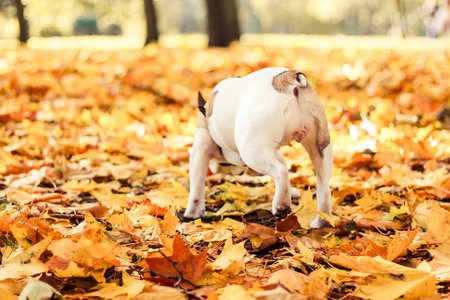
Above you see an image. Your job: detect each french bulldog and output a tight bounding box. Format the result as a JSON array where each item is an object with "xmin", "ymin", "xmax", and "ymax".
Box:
[{"xmin": 184, "ymin": 68, "xmax": 333, "ymax": 228}]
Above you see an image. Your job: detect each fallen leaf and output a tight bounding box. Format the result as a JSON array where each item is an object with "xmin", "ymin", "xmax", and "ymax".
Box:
[
  {"xmin": 385, "ymin": 229, "xmax": 417, "ymax": 261},
  {"xmin": 330, "ymin": 254, "xmax": 436, "ymax": 299},
  {"xmin": 210, "ymin": 236, "xmax": 247, "ymax": 276},
  {"xmin": 86, "ymin": 271, "xmax": 148, "ymax": 299},
  {"xmin": 18, "ymin": 280, "xmax": 63, "ymax": 300},
  {"xmin": 276, "ymin": 214, "xmax": 302, "ymax": 232},
  {"xmin": 218, "ymin": 285, "xmax": 255, "ymax": 300},
  {"xmin": 423, "ymin": 202, "xmax": 450, "ymax": 243},
  {"xmin": 160, "ymin": 210, "xmax": 180, "ymax": 236},
  {"xmin": 241, "ymin": 223, "xmax": 278, "ymax": 250},
  {"xmin": 144, "ymin": 233, "xmax": 207, "ymax": 289},
  {"xmin": 265, "ymin": 268, "xmax": 308, "ymax": 292}
]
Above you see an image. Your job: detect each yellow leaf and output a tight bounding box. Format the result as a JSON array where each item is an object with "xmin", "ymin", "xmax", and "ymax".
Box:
[
  {"xmin": 330, "ymin": 254, "xmax": 436, "ymax": 299},
  {"xmin": 92, "ymin": 189, "xmax": 128, "ymax": 211},
  {"xmin": 423, "ymin": 202, "xmax": 450, "ymax": 243},
  {"xmin": 153, "ymin": 181, "xmax": 189, "ymax": 208},
  {"xmin": 354, "ymin": 190, "xmax": 374, "ymax": 207},
  {"xmin": 3, "ymin": 235, "xmax": 53, "ymax": 265},
  {"xmin": 249, "ymin": 236, "xmax": 263, "ymax": 249},
  {"xmin": 9, "ymin": 224, "xmax": 32, "ymax": 249},
  {"xmin": 296, "ymin": 240, "xmax": 315, "ymax": 265},
  {"xmin": 218, "ymin": 285, "xmax": 254, "ymax": 300},
  {"xmin": 295, "ymin": 188, "xmax": 336, "ymax": 227},
  {"xmin": 216, "ymin": 182, "xmax": 247, "ymax": 200},
  {"xmin": 86, "ymin": 270, "xmax": 148, "ymax": 300},
  {"xmin": 210, "ymin": 236, "xmax": 247, "ymax": 276},
  {"xmin": 387, "ymin": 203, "xmax": 410, "ymax": 221}
]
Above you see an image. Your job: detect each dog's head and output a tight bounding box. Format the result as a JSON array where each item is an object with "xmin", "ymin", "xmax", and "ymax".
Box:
[{"xmin": 272, "ymin": 69, "xmax": 330, "ymax": 157}]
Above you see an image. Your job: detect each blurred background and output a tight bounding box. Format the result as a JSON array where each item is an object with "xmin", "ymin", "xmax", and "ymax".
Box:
[{"xmin": 0, "ymin": 0, "xmax": 449, "ymax": 49}]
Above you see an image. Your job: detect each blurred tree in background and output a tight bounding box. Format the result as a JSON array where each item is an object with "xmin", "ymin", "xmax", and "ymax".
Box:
[
  {"xmin": 0, "ymin": 0, "xmax": 447, "ymax": 46},
  {"xmin": 144, "ymin": 0, "xmax": 158, "ymax": 44},
  {"xmin": 205, "ymin": 0, "xmax": 240, "ymax": 46},
  {"xmin": 14, "ymin": 0, "xmax": 28, "ymax": 43}
]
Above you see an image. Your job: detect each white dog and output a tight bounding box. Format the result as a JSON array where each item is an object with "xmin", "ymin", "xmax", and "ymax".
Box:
[{"xmin": 184, "ymin": 68, "xmax": 333, "ymax": 228}]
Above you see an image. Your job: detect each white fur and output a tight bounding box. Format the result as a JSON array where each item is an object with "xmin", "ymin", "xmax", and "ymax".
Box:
[{"xmin": 184, "ymin": 68, "xmax": 333, "ymax": 228}]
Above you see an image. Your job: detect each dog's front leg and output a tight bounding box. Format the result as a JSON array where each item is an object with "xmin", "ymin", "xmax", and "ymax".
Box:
[{"xmin": 184, "ymin": 127, "xmax": 218, "ymax": 219}]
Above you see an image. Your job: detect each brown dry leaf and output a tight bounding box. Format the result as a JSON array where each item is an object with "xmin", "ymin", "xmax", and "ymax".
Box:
[
  {"xmin": 144, "ymin": 234, "xmax": 207, "ymax": 288},
  {"xmin": 241, "ymin": 223, "xmax": 278, "ymax": 250},
  {"xmin": 276, "ymin": 214, "xmax": 302, "ymax": 232}
]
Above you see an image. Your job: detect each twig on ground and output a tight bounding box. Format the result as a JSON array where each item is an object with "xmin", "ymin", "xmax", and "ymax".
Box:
[{"xmin": 27, "ymin": 213, "xmax": 107, "ymax": 223}]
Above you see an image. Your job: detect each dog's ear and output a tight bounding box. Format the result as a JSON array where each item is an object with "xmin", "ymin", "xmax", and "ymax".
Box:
[
  {"xmin": 198, "ymin": 92, "xmax": 206, "ymax": 116},
  {"xmin": 273, "ymin": 69, "xmax": 307, "ymax": 95},
  {"xmin": 296, "ymin": 72, "xmax": 307, "ymax": 87}
]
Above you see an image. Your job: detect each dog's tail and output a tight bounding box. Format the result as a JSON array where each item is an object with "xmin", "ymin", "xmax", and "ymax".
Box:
[{"xmin": 198, "ymin": 92, "xmax": 206, "ymax": 116}]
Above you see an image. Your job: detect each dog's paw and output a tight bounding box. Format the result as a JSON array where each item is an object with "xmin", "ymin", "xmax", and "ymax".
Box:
[
  {"xmin": 310, "ymin": 215, "xmax": 332, "ymax": 228},
  {"xmin": 274, "ymin": 204, "xmax": 292, "ymax": 220},
  {"xmin": 183, "ymin": 205, "xmax": 205, "ymax": 221}
]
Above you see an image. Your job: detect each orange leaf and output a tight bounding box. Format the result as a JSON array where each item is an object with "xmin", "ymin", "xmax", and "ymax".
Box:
[
  {"xmin": 143, "ymin": 199, "xmax": 168, "ymax": 216},
  {"xmin": 385, "ymin": 229, "xmax": 417, "ymax": 261},
  {"xmin": 144, "ymin": 234, "xmax": 207, "ymax": 289}
]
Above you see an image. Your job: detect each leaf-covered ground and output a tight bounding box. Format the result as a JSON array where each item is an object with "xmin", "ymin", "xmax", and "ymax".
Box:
[{"xmin": 0, "ymin": 41, "xmax": 449, "ymax": 299}]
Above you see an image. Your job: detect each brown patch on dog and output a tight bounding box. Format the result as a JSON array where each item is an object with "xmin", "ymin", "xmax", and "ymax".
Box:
[
  {"xmin": 314, "ymin": 114, "xmax": 331, "ymax": 158},
  {"xmin": 301, "ymin": 85, "xmax": 331, "ymax": 158},
  {"xmin": 272, "ymin": 70, "xmax": 307, "ymax": 94},
  {"xmin": 196, "ymin": 91, "xmax": 217, "ymax": 129},
  {"xmin": 272, "ymin": 70, "xmax": 297, "ymax": 93}
]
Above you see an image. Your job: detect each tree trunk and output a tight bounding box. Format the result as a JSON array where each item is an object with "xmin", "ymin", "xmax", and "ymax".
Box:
[
  {"xmin": 15, "ymin": 0, "xmax": 29, "ymax": 44},
  {"xmin": 393, "ymin": 0, "xmax": 406, "ymax": 38},
  {"xmin": 205, "ymin": 0, "xmax": 240, "ymax": 47},
  {"xmin": 144, "ymin": 0, "xmax": 158, "ymax": 45}
]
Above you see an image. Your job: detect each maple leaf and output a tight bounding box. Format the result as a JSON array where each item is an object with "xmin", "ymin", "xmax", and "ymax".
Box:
[
  {"xmin": 86, "ymin": 271, "xmax": 148, "ymax": 300},
  {"xmin": 209, "ymin": 236, "xmax": 247, "ymax": 276},
  {"xmin": 385, "ymin": 229, "xmax": 417, "ymax": 261},
  {"xmin": 144, "ymin": 233, "xmax": 207, "ymax": 289}
]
